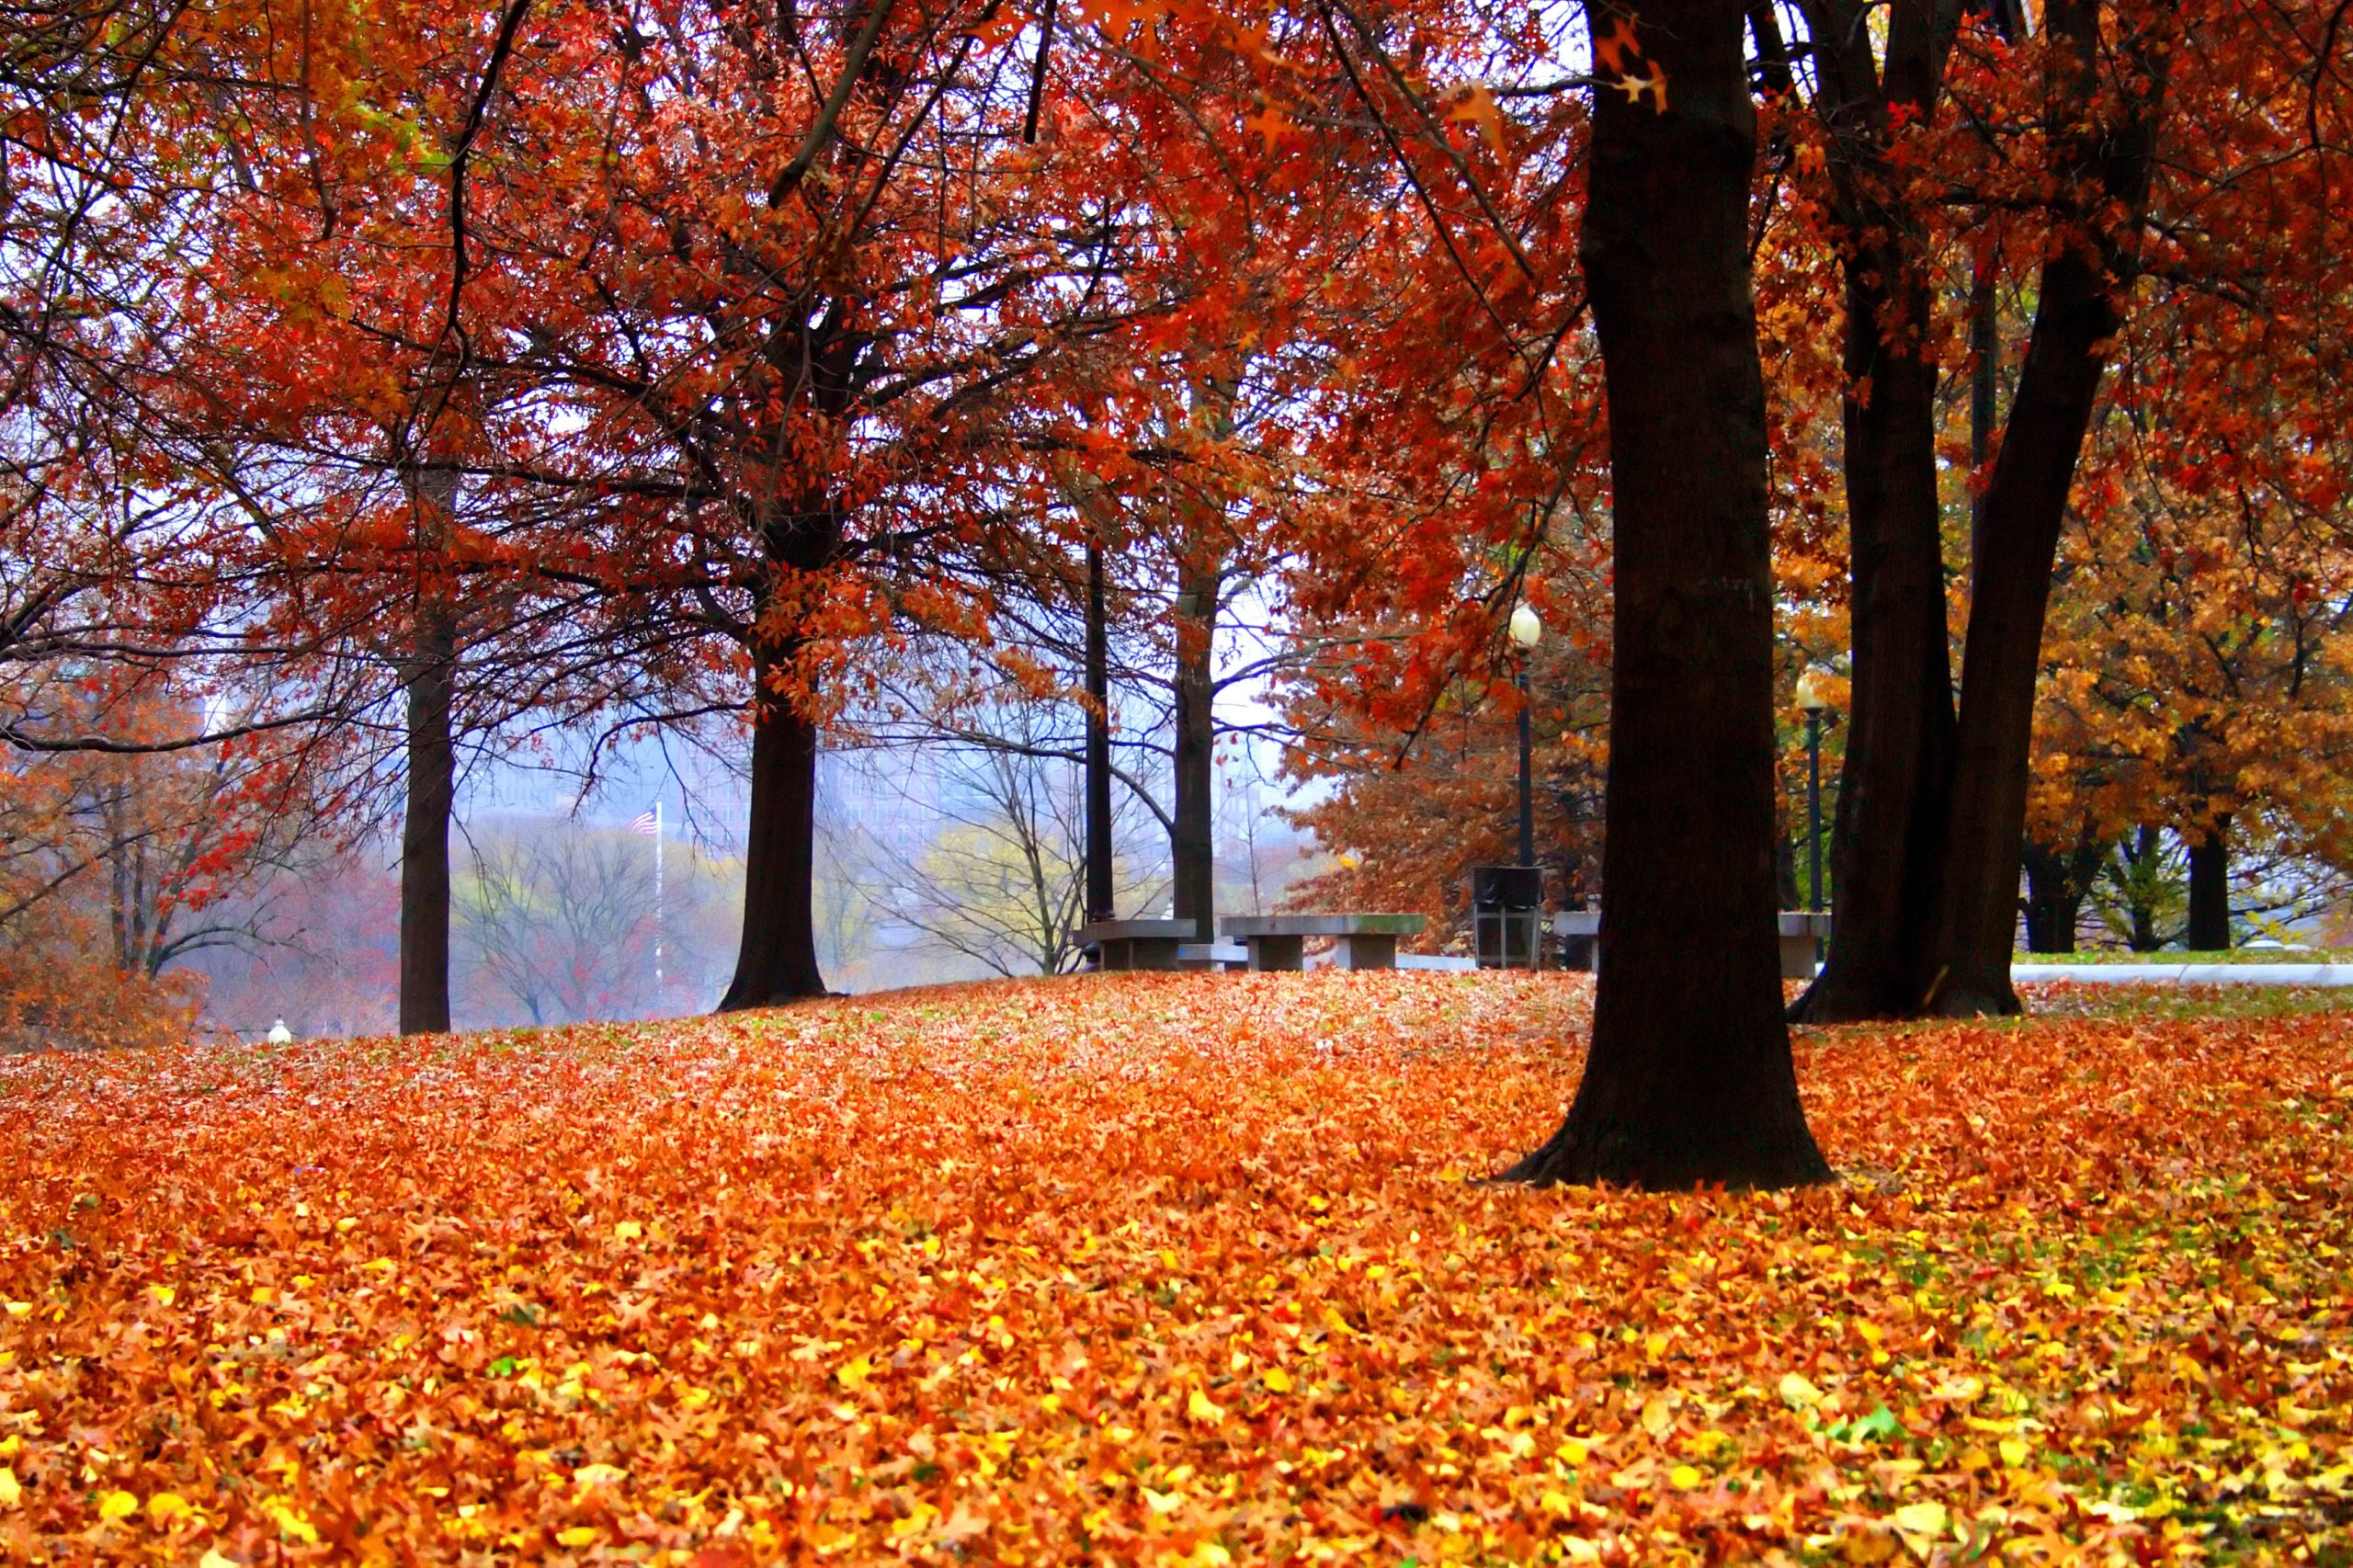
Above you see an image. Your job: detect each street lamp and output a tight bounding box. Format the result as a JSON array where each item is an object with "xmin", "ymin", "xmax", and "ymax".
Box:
[
  {"xmin": 1509, "ymin": 603, "xmax": 1542, "ymax": 868},
  {"xmin": 1794, "ymin": 668, "xmax": 1830, "ymax": 912}
]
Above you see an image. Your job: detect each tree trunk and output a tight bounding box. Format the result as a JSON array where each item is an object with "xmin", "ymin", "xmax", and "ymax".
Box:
[
  {"xmin": 2119, "ymin": 824, "xmax": 2165, "ymax": 951},
  {"xmin": 1928, "ymin": 246, "xmax": 2134, "ymax": 1012},
  {"xmin": 399, "ymin": 462, "xmax": 460, "ymax": 1038},
  {"xmin": 2187, "ymin": 817, "xmax": 2231, "ymax": 951},
  {"xmin": 1504, "ymin": 0, "xmax": 1829, "ymax": 1191},
  {"xmin": 1170, "ymin": 554, "xmax": 1219, "ymax": 940},
  {"xmin": 719, "ymin": 648, "xmax": 828, "ymax": 1008},
  {"xmin": 1918, "ymin": 0, "xmax": 2166, "ymax": 1015},
  {"xmin": 1084, "ymin": 538, "xmax": 1115, "ymax": 922},
  {"xmin": 2021, "ymin": 833, "xmax": 2103, "ymax": 953},
  {"xmin": 1784, "ymin": 0, "xmax": 1965, "ymax": 1025},
  {"xmin": 1794, "ymin": 276, "xmax": 1957, "ymax": 1021},
  {"xmin": 1789, "ymin": 0, "xmax": 2164, "ymax": 1020}
]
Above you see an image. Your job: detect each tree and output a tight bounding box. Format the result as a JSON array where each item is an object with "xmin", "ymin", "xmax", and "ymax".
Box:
[
  {"xmin": 453, "ymin": 820, "xmax": 661, "ymax": 1026},
  {"xmin": 1281, "ymin": 567, "xmax": 1612, "ymax": 941},
  {"xmin": 850, "ymin": 697, "xmax": 1165, "ymax": 976},
  {"xmin": 1783, "ymin": 0, "xmax": 2353, "ymax": 1016},
  {"xmin": 1501, "ymin": 0, "xmax": 1829, "ymax": 1188}
]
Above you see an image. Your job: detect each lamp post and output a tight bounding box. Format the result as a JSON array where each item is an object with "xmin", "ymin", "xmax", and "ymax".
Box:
[
  {"xmin": 1795, "ymin": 669, "xmax": 1829, "ymax": 911},
  {"xmin": 1509, "ymin": 602, "xmax": 1542, "ymax": 868}
]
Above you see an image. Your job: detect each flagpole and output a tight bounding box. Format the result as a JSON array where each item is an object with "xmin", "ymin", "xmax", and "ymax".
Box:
[{"xmin": 653, "ymin": 801, "xmax": 664, "ymax": 1004}]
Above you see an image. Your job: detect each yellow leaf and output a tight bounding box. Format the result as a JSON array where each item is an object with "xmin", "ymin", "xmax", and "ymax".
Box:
[
  {"xmin": 262, "ymin": 1496, "xmax": 319, "ymax": 1544},
  {"xmin": 1187, "ymin": 1388, "xmax": 1226, "ymax": 1425},
  {"xmin": 835, "ymin": 1355, "xmax": 874, "ymax": 1392},
  {"xmin": 556, "ymin": 1526, "xmax": 599, "ymax": 1547},
  {"xmin": 1142, "ymin": 1485, "xmax": 1185, "ymax": 1515},
  {"xmin": 572, "ymin": 1463, "xmax": 628, "ymax": 1489},
  {"xmin": 1261, "ymin": 1366, "xmax": 1293, "ymax": 1393},
  {"xmin": 1187, "ymin": 1545, "xmax": 1233, "ymax": 1568},
  {"xmin": 1891, "ymin": 1500, "xmax": 1949, "ymax": 1540},
  {"xmin": 612, "ymin": 1220, "xmax": 643, "ymax": 1242},
  {"xmin": 1540, "ymin": 1488, "xmax": 1575, "ymax": 1515},
  {"xmin": 98, "ymin": 1489, "xmax": 140, "ymax": 1520},
  {"xmin": 1999, "ymin": 1437, "xmax": 2031, "ymax": 1469},
  {"xmin": 146, "ymin": 1492, "xmax": 191, "ymax": 1521},
  {"xmin": 0, "ymin": 1468, "xmax": 19, "ymax": 1509},
  {"xmin": 1779, "ymin": 1372, "xmax": 1824, "ymax": 1409},
  {"xmin": 147, "ymin": 1285, "xmax": 176, "ymax": 1307},
  {"xmin": 199, "ymin": 1551, "xmax": 240, "ymax": 1568},
  {"xmin": 2, "ymin": 1301, "xmax": 28, "ymax": 1318},
  {"xmin": 1669, "ymin": 1464, "xmax": 1705, "ymax": 1489}
]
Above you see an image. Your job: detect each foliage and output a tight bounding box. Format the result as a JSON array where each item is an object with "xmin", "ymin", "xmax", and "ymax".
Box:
[
  {"xmin": 2, "ymin": 975, "xmax": 2347, "ymax": 1559},
  {"xmin": 0, "ymin": 677, "xmax": 327, "ymax": 1049}
]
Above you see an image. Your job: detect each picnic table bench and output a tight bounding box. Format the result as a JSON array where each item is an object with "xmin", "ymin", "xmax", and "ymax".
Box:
[
  {"xmin": 1552, "ymin": 910, "xmax": 1831, "ymax": 977},
  {"xmin": 1218, "ymin": 914, "xmax": 1427, "ymax": 971},
  {"xmin": 1077, "ymin": 918, "xmax": 1199, "ymax": 971}
]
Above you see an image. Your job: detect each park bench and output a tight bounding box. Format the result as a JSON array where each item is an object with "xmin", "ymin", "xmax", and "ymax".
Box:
[
  {"xmin": 1554, "ymin": 910, "xmax": 1600, "ymax": 970},
  {"xmin": 1176, "ymin": 941, "xmax": 1250, "ymax": 971},
  {"xmin": 1077, "ymin": 918, "xmax": 1200, "ymax": 971},
  {"xmin": 1218, "ymin": 914, "xmax": 1427, "ymax": 971},
  {"xmin": 1552, "ymin": 909, "xmax": 1831, "ymax": 978}
]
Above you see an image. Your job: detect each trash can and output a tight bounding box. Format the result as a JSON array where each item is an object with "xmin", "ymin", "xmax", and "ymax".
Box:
[{"xmin": 1470, "ymin": 865, "xmax": 1544, "ymax": 970}]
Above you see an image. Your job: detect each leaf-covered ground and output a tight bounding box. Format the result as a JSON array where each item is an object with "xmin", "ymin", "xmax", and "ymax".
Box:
[{"xmin": 2, "ymin": 974, "xmax": 2349, "ymax": 1565}]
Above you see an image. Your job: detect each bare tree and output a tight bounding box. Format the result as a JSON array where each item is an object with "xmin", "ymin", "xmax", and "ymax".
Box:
[
  {"xmin": 849, "ymin": 699, "xmax": 1166, "ymax": 978},
  {"xmin": 452, "ymin": 821, "xmax": 660, "ymax": 1026}
]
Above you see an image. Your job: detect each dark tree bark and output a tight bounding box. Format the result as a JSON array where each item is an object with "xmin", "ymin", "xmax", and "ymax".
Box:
[
  {"xmin": 399, "ymin": 465, "xmax": 460, "ymax": 1037},
  {"xmin": 2117, "ymin": 824, "xmax": 2165, "ymax": 951},
  {"xmin": 399, "ymin": 609, "xmax": 457, "ymax": 1035},
  {"xmin": 1084, "ymin": 537, "xmax": 1115, "ymax": 922},
  {"xmin": 1504, "ymin": 0, "xmax": 1830, "ymax": 1191},
  {"xmin": 719, "ymin": 488, "xmax": 845, "ymax": 1011},
  {"xmin": 1787, "ymin": 0, "xmax": 1962, "ymax": 1025},
  {"xmin": 2022, "ymin": 832, "xmax": 2104, "ymax": 952},
  {"xmin": 1966, "ymin": 244, "xmax": 1999, "ymax": 577},
  {"xmin": 1792, "ymin": 0, "xmax": 2166, "ymax": 1019},
  {"xmin": 718, "ymin": 646, "xmax": 829, "ymax": 1009},
  {"xmin": 2187, "ymin": 817, "xmax": 2232, "ymax": 951},
  {"xmin": 1927, "ymin": 5, "xmax": 2164, "ymax": 1011},
  {"xmin": 1170, "ymin": 551, "xmax": 1220, "ymax": 941}
]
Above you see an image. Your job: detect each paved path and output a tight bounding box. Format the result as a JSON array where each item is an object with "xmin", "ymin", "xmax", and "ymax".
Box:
[{"xmin": 2012, "ymin": 962, "xmax": 2353, "ymax": 985}]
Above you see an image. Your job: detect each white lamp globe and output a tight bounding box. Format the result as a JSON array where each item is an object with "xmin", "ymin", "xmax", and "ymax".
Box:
[{"xmin": 1508, "ymin": 602, "xmax": 1542, "ymax": 649}]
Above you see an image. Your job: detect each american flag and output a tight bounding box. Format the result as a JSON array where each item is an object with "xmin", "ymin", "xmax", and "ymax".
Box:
[{"xmin": 628, "ymin": 806, "xmax": 659, "ymax": 836}]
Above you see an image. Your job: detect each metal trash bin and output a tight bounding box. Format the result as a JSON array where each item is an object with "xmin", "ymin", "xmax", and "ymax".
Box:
[{"xmin": 1470, "ymin": 865, "xmax": 1544, "ymax": 970}]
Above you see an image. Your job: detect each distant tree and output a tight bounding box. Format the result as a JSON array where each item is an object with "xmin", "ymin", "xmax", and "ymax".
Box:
[
  {"xmin": 847, "ymin": 699, "xmax": 1166, "ymax": 977},
  {"xmin": 453, "ymin": 822, "xmax": 672, "ymax": 1028}
]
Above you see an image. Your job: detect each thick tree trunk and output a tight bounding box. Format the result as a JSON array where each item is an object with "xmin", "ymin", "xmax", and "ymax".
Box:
[
  {"xmin": 399, "ymin": 600, "xmax": 457, "ymax": 1036},
  {"xmin": 1790, "ymin": 0, "xmax": 2163, "ymax": 1020},
  {"xmin": 1927, "ymin": 243, "xmax": 2131, "ymax": 1013},
  {"xmin": 1794, "ymin": 280, "xmax": 1956, "ymax": 1021},
  {"xmin": 1170, "ymin": 555, "xmax": 1219, "ymax": 940},
  {"xmin": 2187, "ymin": 817, "xmax": 2231, "ymax": 951},
  {"xmin": 719, "ymin": 648, "xmax": 828, "ymax": 1008},
  {"xmin": 1786, "ymin": 0, "xmax": 1963, "ymax": 1025},
  {"xmin": 2021, "ymin": 833, "xmax": 2103, "ymax": 953},
  {"xmin": 1504, "ymin": 0, "xmax": 1829, "ymax": 1191},
  {"xmin": 398, "ymin": 460, "xmax": 460, "ymax": 1038},
  {"xmin": 1084, "ymin": 539, "xmax": 1115, "ymax": 922}
]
